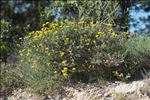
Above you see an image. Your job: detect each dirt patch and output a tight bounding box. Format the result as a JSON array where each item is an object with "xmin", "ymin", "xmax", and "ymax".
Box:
[{"xmin": 2, "ymin": 79, "xmax": 150, "ymax": 100}]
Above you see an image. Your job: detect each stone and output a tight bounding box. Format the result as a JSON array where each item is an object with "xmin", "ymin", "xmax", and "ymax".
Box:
[{"xmin": 115, "ymin": 81, "xmax": 144, "ymax": 94}]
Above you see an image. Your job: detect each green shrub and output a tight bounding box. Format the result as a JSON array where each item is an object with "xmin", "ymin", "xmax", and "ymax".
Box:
[
  {"xmin": 124, "ymin": 36, "xmax": 150, "ymax": 78},
  {"xmin": 19, "ymin": 20, "xmax": 150, "ymax": 93},
  {"xmin": 0, "ymin": 63, "xmax": 23, "ymax": 97},
  {"xmin": 0, "ymin": 19, "xmax": 12, "ymax": 61},
  {"xmin": 19, "ymin": 20, "xmax": 127, "ymax": 90}
]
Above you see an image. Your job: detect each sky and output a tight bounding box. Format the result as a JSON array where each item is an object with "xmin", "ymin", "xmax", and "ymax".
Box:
[
  {"xmin": 11, "ymin": 1, "xmax": 150, "ymax": 33},
  {"xmin": 129, "ymin": 4, "xmax": 150, "ymax": 33}
]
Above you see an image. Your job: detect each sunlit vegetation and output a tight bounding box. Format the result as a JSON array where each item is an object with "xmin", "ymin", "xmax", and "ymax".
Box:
[{"xmin": 0, "ymin": 0, "xmax": 150, "ymax": 96}]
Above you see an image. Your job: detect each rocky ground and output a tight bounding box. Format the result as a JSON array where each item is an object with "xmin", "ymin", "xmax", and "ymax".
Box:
[{"xmin": 1, "ymin": 78, "xmax": 150, "ymax": 100}]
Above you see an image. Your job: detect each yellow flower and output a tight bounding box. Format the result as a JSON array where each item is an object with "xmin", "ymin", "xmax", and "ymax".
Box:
[
  {"xmin": 74, "ymin": 28, "xmax": 78, "ymax": 31},
  {"xmin": 85, "ymin": 26, "xmax": 89, "ymax": 29},
  {"xmin": 72, "ymin": 67, "xmax": 76, "ymax": 71},
  {"xmin": 93, "ymin": 40, "xmax": 96, "ymax": 44},
  {"xmin": 32, "ymin": 65, "xmax": 35, "ymax": 68},
  {"xmin": 96, "ymin": 32, "xmax": 104, "ymax": 38},
  {"xmin": 106, "ymin": 24, "xmax": 112, "ymax": 27},
  {"xmin": 54, "ymin": 20, "xmax": 58, "ymax": 23},
  {"xmin": 26, "ymin": 52, "xmax": 30, "ymax": 56},
  {"xmin": 64, "ymin": 38, "xmax": 69, "ymax": 44},
  {"xmin": 66, "ymin": 26, "xmax": 70, "ymax": 28},
  {"xmin": 67, "ymin": 49, "xmax": 72, "ymax": 53},
  {"xmin": 16, "ymin": 44, "xmax": 20, "ymax": 47},
  {"xmin": 39, "ymin": 43, "xmax": 43, "ymax": 47},
  {"xmin": 101, "ymin": 42, "xmax": 106, "ymax": 47},
  {"xmin": 64, "ymin": 19, "xmax": 69, "ymax": 23},
  {"xmin": 133, "ymin": 60, "xmax": 140, "ymax": 65},
  {"xmin": 42, "ymin": 24, "xmax": 46, "ymax": 27},
  {"xmin": 61, "ymin": 60, "xmax": 67, "ymax": 64},
  {"xmin": 47, "ymin": 61, "xmax": 51, "ymax": 66},
  {"xmin": 54, "ymin": 71, "xmax": 57, "ymax": 74},
  {"xmin": 33, "ymin": 60, "xmax": 36, "ymax": 63},
  {"xmin": 59, "ymin": 25, "xmax": 63, "ymax": 28},
  {"xmin": 60, "ymin": 51, "xmax": 65, "ymax": 57},
  {"xmin": 24, "ymin": 36, "xmax": 30, "ymax": 39},
  {"xmin": 123, "ymin": 31, "xmax": 129, "ymax": 35},
  {"xmin": 68, "ymin": 21, "xmax": 74, "ymax": 25},
  {"xmin": 29, "ymin": 31, "xmax": 34, "ymax": 35},
  {"xmin": 63, "ymin": 73, "xmax": 68, "ymax": 77},
  {"xmin": 27, "ymin": 49, "xmax": 31, "ymax": 52},
  {"xmin": 91, "ymin": 24, "xmax": 96, "ymax": 27},
  {"xmin": 33, "ymin": 36, "xmax": 38, "ymax": 41},
  {"xmin": 19, "ymin": 37, "xmax": 22, "ymax": 40},
  {"xmin": 86, "ymin": 38, "xmax": 90, "ymax": 42},
  {"xmin": 45, "ymin": 30, "xmax": 52, "ymax": 34},
  {"xmin": 78, "ymin": 21, "xmax": 84, "ymax": 25},
  {"xmin": 38, "ymin": 31, "xmax": 42, "ymax": 35},
  {"xmin": 45, "ymin": 47, "xmax": 49, "ymax": 51},
  {"xmin": 86, "ymin": 43, "xmax": 90, "ymax": 46},
  {"xmin": 95, "ymin": 34, "xmax": 99, "ymax": 38},
  {"xmin": 63, "ymin": 67, "xmax": 68, "ymax": 71},
  {"xmin": 119, "ymin": 73, "xmax": 124, "ymax": 77},
  {"xmin": 61, "ymin": 70, "xmax": 65, "ymax": 73},
  {"xmin": 111, "ymin": 32, "xmax": 118, "ymax": 37},
  {"xmin": 32, "ymin": 45, "xmax": 36, "ymax": 48},
  {"xmin": 97, "ymin": 32, "xmax": 104, "ymax": 35},
  {"xmin": 46, "ymin": 22, "xmax": 49, "ymax": 25},
  {"xmin": 20, "ymin": 53, "xmax": 23, "ymax": 56},
  {"xmin": 96, "ymin": 21, "xmax": 100, "ymax": 24},
  {"xmin": 112, "ymin": 71, "xmax": 119, "ymax": 76},
  {"xmin": 52, "ymin": 25, "xmax": 56, "ymax": 29}
]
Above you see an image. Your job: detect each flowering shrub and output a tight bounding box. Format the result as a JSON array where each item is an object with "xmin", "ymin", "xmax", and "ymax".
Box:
[
  {"xmin": 19, "ymin": 20, "xmax": 126, "ymax": 78},
  {"xmin": 18, "ymin": 20, "xmax": 150, "ymax": 92}
]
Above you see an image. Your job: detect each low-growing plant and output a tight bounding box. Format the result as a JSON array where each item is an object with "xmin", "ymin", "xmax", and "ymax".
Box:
[
  {"xmin": 124, "ymin": 35, "xmax": 150, "ymax": 79},
  {"xmin": 18, "ymin": 20, "xmax": 150, "ymax": 93},
  {"xmin": 0, "ymin": 63, "xmax": 23, "ymax": 97},
  {"xmin": 115, "ymin": 93, "xmax": 125, "ymax": 100}
]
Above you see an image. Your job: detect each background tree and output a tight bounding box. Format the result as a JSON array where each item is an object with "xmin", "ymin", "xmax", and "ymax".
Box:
[{"xmin": 0, "ymin": 0, "xmax": 149, "ymax": 62}]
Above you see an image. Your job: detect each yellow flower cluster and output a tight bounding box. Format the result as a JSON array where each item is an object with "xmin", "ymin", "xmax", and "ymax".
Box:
[
  {"xmin": 64, "ymin": 37, "xmax": 69, "ymax": 45},
  {"xmin": 32, "ymin": 60, "xmax": 37, "ymax": 68},
  {"xmin": 106, "ymin": 24, "xmax": 112, "ymax": 27},
  {"xmin": 60, "ymin": 51, "xmax": 65, "ymax": 57},
  {"xmin": 133, "ymin": 60, "xmax": 140, "ymax": 65},
  {"xmin": 123, "ymin": 31, "xmax": 129, "ymax": 35},
  {"xmin": 61, "ymin": 67, "xmax": 77, "ymax": 77},
  {"xmin": 112, "ymin": 70, "xmax": 124, "ymax": 78},
  {"xmin": 61, "ymin": 60, "xmax": 67, "ymax": 65},
  {"xmin": 78, "ymin": 21, "xmax": 84, "ymax": 25},
  {"xmin": 19, "ymin": 19, "xmax": 129, "ymax": 79},
  {"xmin": 47, "ymin": 61, "xmax": 51, "ymax": 66},
  {"xmin": 96, "ymin": 32, "xmax": 104, "ymax": 38},
  {"xmin": 62, "ymin": 67, "xmax": 68, "ymax": 77},
  {"xmin": 111, "ymin": 32, "xmax": 118, "ymax": 37}
]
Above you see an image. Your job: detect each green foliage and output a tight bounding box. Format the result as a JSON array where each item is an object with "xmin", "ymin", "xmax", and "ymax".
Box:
[
  {"xmin": 18, "ymin": 20, "xmax": 130, "ymax": 92},
  {"xmin": 25, "ymin": 71, "xmax": 60, "ymax": 94},
  {"xmin": 0, "ymin": 63, "xmax": 23, "ymax": 97},
  {"xmin": 0, "ymin": 19, "xmax": 12, "ymax": 61},
  {"xmin": 1, "ymin": 0, "xmax": 150, "ymax": 96},
  {"xmin": 18, "ymin": 18, "xmax": 150, "ymax": 93},
  {"xmin": 0, "ymin": 19, "xmax": 26, "ymax": 62},
  {"xmin": 124, "ymin": 35, "xmax": 150, "ymax": 77},
  {"xmin": 49, "ymin": 0, "xmax": 120, "ymax": 23},
  {"xmin": 0, "ymin": 1, "xmax": 53, "ymax": 62}
]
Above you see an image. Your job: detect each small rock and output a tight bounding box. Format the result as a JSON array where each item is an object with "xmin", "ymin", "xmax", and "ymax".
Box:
[
  {"xmin": 115, "ymin": 81, "xmax": 144, "ymax": 94},
  {"xmin": 104, "ymin": 92, "xmax": 111, "ymax": 97}
]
